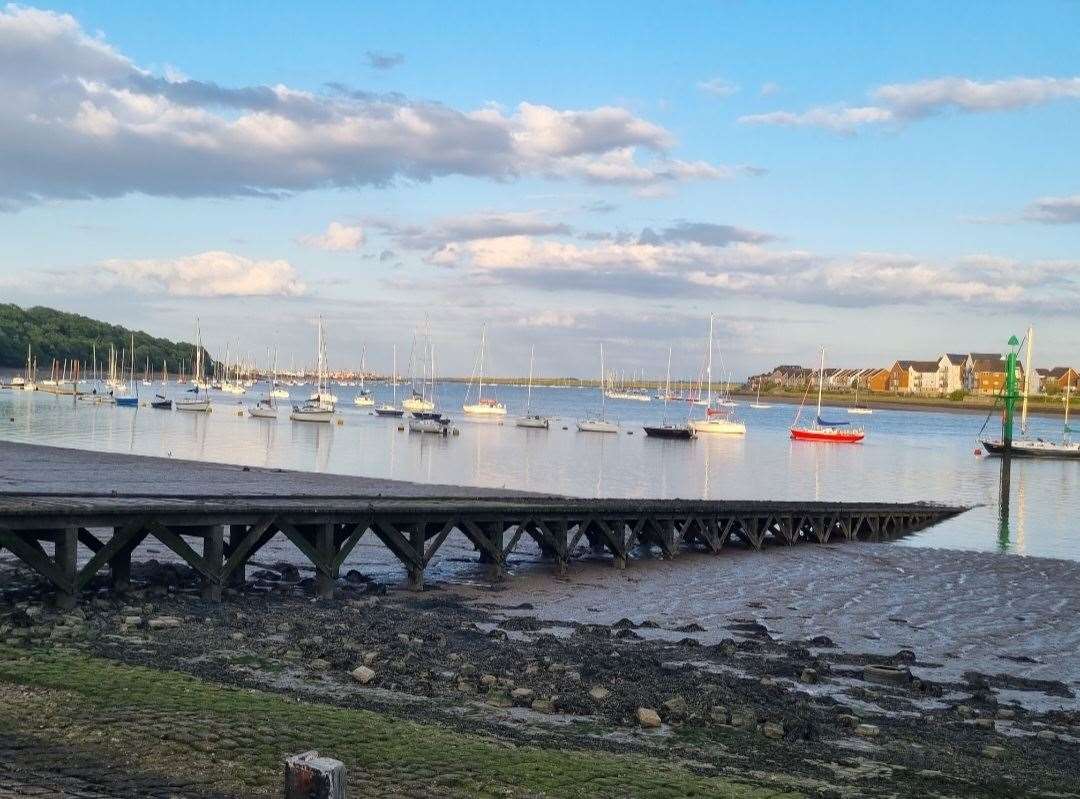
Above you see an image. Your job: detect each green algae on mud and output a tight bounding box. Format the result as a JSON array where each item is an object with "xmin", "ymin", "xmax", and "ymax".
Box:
[{"xmin": 0, "ymin": 644, "xmax": 799, "ymax": 799}]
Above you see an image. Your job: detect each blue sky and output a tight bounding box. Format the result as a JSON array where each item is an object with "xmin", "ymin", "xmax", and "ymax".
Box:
[{"xmin": 2, "ymin": 1, "xmax": 1079, "ymax": 377}]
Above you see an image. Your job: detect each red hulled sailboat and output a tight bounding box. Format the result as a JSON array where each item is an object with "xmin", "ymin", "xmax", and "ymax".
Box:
[{"xmin": 790, "ymin": 347, "xmax": 865, "ymax": 444}]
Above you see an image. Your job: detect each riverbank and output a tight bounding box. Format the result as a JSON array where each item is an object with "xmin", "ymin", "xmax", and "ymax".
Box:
[{"xmin": 1, "ymin": 540, "xmax": 1077, "ymax": 797}]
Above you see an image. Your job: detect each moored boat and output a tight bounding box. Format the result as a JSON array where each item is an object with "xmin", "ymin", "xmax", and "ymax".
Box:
[
  {"xmin": 790, "ymin": 347, "xmax": 865, "ymax": 443},
  {"xmin": 462, "ymin": 324, "xmax": 507, "ymax": 417}
]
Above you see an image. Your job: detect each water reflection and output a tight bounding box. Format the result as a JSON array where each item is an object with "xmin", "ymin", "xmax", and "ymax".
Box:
[{"xmin": 2, "ymin": 384, "xmax": 1079, "ymax": 560}]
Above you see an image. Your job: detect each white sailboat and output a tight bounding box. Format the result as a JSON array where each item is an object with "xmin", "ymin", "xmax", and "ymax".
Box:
[
  {"xmin": 403, "ymin": 328, "xmax": 436, "ymax": 413},
  {"xmin": 578, "ymin": 343, "xmax": 619, "ymax": 433},
  {"xmin": 248, "ymin": 347, "xmax": 278, "ymax": 418},
  {"xmin": 375, "ymin": 345, "xmax": 404, "ymax": 417},
  {"xmin": 749, "ymin": 381, "xmax": 772, "ymax": 409},
  {"xmin": 690, "ymin": 315, "xmax": 746, "ymax": 435},
  {"xmin": 462, "ymin": 323, "xmax": 507, "ymax": 417},
  {"xmin": 176, "ymin": 319, "xmax": 212, "ymax": 412},
  {"xmin": 291, "ymin": 317, "xmax": 336, "ymax": 422},
  {"xmin": 516, "ymin": 345, "xmax": 549, "ymax": 429},
  {"xmin": 848, "ymin": 382, "xmax": 873, "ymax": 415},
  {"xmin": 353, "ymin": 345, "xmax": 375, "ymax": 407}
]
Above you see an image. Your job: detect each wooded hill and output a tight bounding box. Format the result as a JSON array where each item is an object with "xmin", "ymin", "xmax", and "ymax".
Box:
[{"xmin": 0, "ymin": 304, "xmax": 215, "ymax": 375}]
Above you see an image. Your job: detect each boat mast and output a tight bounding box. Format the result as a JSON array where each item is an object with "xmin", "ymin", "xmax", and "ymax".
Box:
[
  {"xmin": 816, "ymin": 346, "xmax": 825, "ymax": 419},
  {"xmin": 526, "ymin": 344, "xmax": 535, "ymax": 414},
  {"xmin": 706, "ymin": 314, "xmax": 714, "ymax": 407},
  {"xmin": 1065, "ymin": 372, "xmax": 1072, "ymax": 442},
  {"xmin": 664, "ymin": 346, "xmax": 672, "ymax": 421},
  {"xmin": 392, "ymin": 344, "xmax": 398, "ymax": 404},
  {"xmin": 600, "ymin": 342, "xmax": 607, "ymax": 417},
  {"xmin": 1021, "ymin": 325, "xmax": 1034, "ymax": 435},
  {"xmin": 478, "ymin": 324, "xmax": 486, "ymax": 402}
]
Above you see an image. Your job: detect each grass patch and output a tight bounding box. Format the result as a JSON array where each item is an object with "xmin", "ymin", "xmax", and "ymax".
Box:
[{"xmin": 0, "ymin": 645, "xmax": 800, "ymax": 798}]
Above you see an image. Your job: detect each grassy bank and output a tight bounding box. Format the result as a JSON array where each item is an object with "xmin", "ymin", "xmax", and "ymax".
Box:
[{"xmin": 0, "ymin": 643, "xmax": 795, "ymax": 798}]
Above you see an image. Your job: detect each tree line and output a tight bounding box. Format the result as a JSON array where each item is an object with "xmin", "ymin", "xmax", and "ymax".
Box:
[{"xmin": 0, "ymin": 304, "xmax": 216, "ymax": 376}]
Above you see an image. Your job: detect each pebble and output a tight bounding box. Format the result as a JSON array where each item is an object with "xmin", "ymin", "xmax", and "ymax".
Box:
[
  {"xmin": 761, "ymin": 722, "xmax": 784, "ymax": 739},
  {"xmin": 588, "ymin": 686, "xmax": 610, "ymax": 702},
  {"xmin": 982, "ymin": 745, "xmax": 1006, "ymax": 760},
  {"xmin": 351, "ymin": 665, "xmax": 376, "ymax": 684},
  {"xmin": 957, "ymin": 705, "xmax": 975, "ymax": 719},
  {"xmin": 800, "ymin": 667, "xmax": 819, "ymax": 684},
  {"xmin": 974, "ymin": 718, "xmax": 995, "ymax": 730},
  {"xmin": 855, "ymin": 723, "xmax": 881, "ymax": 738},
  {"xmin": 1036, "ymin": 730, "xmax": 1057, "ymax": 742},
  {"xmin": 637, "ymin": 707, "xmax": 661, "ymax": 728},
  {"xmin": 122, "ymin": 616, "xmax": 142, "ymax": 627},
  {"xmin": 511, "ymin": 687, "xmax": 535, "ymax": 705},
  {"xmin": 480, "ymin": 674, "xmax": 498, "ymax": 688},
  {"xmin": 996, "ymin": 708, "xmax": 1016, "ymax": 720},
  {"xmin": 148, "ymin": 616, "xmax": 181, "ymax": 630},
  {"xmin": 309, "ymin": 658, "xmax": 330, "ymax": 671}
]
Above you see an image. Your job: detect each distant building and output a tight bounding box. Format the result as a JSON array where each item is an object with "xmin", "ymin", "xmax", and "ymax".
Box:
[
  {"xmin": 889, "ymin": 360, "xmax": 942, "ymax": 394},
  {"xmin": 938, "ymin": 354, "xmax": 967, "ymax": 394},
  {"xmin": 1036, "ymin": 366, "xmax": 1080, "ymax": 394},
  {"xmin": 966, "ymin": 353, "xmax": 1024, "ymax": 395}
]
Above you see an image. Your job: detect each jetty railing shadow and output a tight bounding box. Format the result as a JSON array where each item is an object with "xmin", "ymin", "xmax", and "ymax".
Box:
[{"xmin": 0, "ymin": 493, "xmax": 967, "ymax": 608}]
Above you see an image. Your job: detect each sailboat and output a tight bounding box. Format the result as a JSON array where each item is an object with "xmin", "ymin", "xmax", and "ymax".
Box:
[
  {"xmin": 114, "ymin": 335, "xmax": 140, "ymax": 407},
  {"xmin": 176, "ymin": 319, "xmax": 212, "ymax": 412},
  {"xmin": 578, "ymin": 343, "xmax": 619, "ymax": 433},
  {"xmin": 516, "ymin": 345, "xmax": 549, "ymax": 429},
  {"xmin": 981, "ymin": 327, "xmax": 1080, "ymax": 458},
  {"xmin": 290, "ymin": 318, "xmax": 336, "ymax": 422},
  {"xmin": 403, "ymin": 328, "xmax": 436, "ymax": 413},
  {"xmin": 375, "ymin": 345, "xmax": 405, "ymax": 417},
  {"xmin": 248, "ymin": 348, "xmax": 278, "ymax": 418},
  {"xmin": 353, "ymin": 345, "xmax": 375, "ymax": 407},
  {"xmin": 848, "ymin": 382, "xmax": 873, "ymax": 415},
  {"xmin": 644, "ymin": 347, "xmax": 695, "ymax": 439},
  {"xmin": 151, "ymin": 359, "xmax": 173, "ymax": 409},
  {"xmin": 690, "ymin": 315, "xmax": 746, "ymax": 435},
  {"xmin": 462, "ymin": 324, "xmax": 507, "ymax": 417},
  {"xmin": 790, "ymin": 347, "xmax": 865, "ymax": 443},
  {"xmin": 749, "ymin": 381, "xmax": 772, "ymax": 409}
]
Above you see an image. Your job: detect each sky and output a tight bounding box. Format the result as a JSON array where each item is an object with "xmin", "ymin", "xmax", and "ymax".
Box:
[{"xmin": 1, "ymin": 1, "xmax": 1079, "ymax": 379}]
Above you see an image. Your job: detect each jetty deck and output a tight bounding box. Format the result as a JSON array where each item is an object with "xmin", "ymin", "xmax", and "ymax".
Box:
[{"xmin": 0, "ymin": 441, "xmax": 967, "ymax": 607}]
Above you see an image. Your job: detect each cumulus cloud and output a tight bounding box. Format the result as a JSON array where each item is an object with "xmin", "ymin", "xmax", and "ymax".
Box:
[
  {"xmin": 99, "ymin": 251, "xmax": 306, "ymax": 297},
  {"xmin": 0, "ymin": 6, "xmax": 740, "ymax": 208},
  {"xmin": 1022, "ymin": 194, "xmax": 1080, "ymax": 224},
  {"xmin": 412, "ymin": 218, "xmax": 1077, "ymax": 310},
  {"xmin": 299, "ymin": 222, "xmax": 365, "ymax": 251},
  {"xmin": 740, "ymin": 75, "xmax": 1080, "ymax": 133},
  {"xmin": 760, "ymin": 82, "xmax": 781, "ymax": 97},
  {"xmin": 698, "ymin": 77, "xmax": 738, "ymax": 97},
  {"xmin": 364, "ymin": 50, "xmax": 404, "ymax": 70}
]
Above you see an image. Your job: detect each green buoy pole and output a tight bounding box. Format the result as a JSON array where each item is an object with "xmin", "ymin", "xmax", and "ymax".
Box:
[{"xmin": 1003, "ymin": 335, "xmax": 1021, "ymax": 452}]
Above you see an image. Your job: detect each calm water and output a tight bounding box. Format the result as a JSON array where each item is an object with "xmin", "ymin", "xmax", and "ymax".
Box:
[{"xmin": 1, "ymin": 382, "xmax": 1077, "ymax": 561}]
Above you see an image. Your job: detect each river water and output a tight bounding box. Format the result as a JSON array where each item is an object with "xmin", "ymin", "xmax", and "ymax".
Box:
[{"xmin": 1, "ymin": 382, "xmax": 1077, "ymax": 561}]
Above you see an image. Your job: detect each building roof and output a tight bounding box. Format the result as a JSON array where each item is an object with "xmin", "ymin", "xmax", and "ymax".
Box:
[
  {"xmin": 942, "ymin": 353, "xmax": 967, "ymax": 365},
  {"xmin": 908, "ymin": 360, "xmax": 940, "ymax": 373},
  {"xmin": 969, "ymin": 352, "xmax": 1002, "ymax": 362},
  {"xmin": 972, "ymin": 358, "xmax": 1019, "ymax": 373},
  {"xmin": 1038, "ymin": 366, "xmax": 1076, "ymax": 378}
]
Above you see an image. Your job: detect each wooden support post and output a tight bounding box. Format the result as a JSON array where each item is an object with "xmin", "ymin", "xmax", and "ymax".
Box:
[
  {"xmin": 315, "ymin": 523, "xmax": 336, "ymax": 599},
  {"xmin": 54, "ymin": 527, "xmax": 78, "ymax": 610},
  {"xmin": 202, "ymin": 525, "xmax": 224, "ymax": 602},
  {"xmin": 408, "ymin": 525, "xmax": 425, "ymax": 591},
  {"xmin": 486, "ymin": 524, "xmax": 505, "ymax": 581},
  {"xmin": 110, "ymin": 526, "xmax": 133, "ymax": 593},
  {"xmin": 227, "ymin": 525, "xmax": 247, "ymax": 588},
  {"xmin": 284, "ymin": 750, "xmax": 345, "ymax": 799}
]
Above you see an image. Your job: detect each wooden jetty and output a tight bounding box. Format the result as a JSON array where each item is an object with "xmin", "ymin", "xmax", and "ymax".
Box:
[{"xmin": 0, "ymin": 442, "xmax": 967, "ymax": 608}]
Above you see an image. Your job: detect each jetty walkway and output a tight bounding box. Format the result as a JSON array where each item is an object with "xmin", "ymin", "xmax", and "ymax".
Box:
[{"xmin": 0, "ymin": 441, "xmax": 967, "ymax": 607}]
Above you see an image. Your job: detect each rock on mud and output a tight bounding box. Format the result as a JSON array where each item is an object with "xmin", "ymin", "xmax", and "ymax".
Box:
[
  {"xmin": 350, "ymin": 666, "xmax": 376, "ymax": 685},
  {"xmin": 637, "ymin": 707, "xmax": 661, "ymax": 728}
]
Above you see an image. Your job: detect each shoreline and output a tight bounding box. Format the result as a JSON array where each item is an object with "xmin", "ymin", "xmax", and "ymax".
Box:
[{"xmin": 1, "ymin": 541, "xmax": 1078, "ymax": 797}]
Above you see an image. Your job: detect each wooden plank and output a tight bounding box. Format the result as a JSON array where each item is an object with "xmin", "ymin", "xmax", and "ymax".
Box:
[
  {"xmin": 0, "ymin": 527, "xmax": 72, "ymax": 591},
  {"xmin": 221, "ymin": 516, "xmax": 277, "ymax": 580},
  {"xmin": 276, "ymin": 518, "xmax": 332, "ymax": 573},
  {"xmin": 145, "ymin": 521, "xmax": 214, "ymax": 581},
  {"xmin": 331, "ymin": 520, "xmax": 372, "ymax": 572}
]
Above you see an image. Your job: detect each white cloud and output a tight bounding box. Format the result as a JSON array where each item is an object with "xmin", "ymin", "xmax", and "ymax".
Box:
[
  {"xmin": 99, "ymin": 251, "xmax": 306, "ymax": 297},
  {"xmin": 739, "ymin": 75, "xmax": 1080, "ymax": 133},
  {"xmin": 0, "ymin": 6, "xmax": 743, "ymax": 207},
  {"xmin": 760, "ymin": 82, "xmax": 781, "ymax": 97},
  {"xmin": 1022, "ymin": 194, "xmax": 1080, "ymax": 224},
  {"xmin": 517, "ymin": 310, "xmax": 578, "ymax": 328},
  {"xmin": 698, "ymin": 77, "xmax": 738, "ymax": 97},
  {"xmin": 739, "ymin": 106, "xmax": 894, "ymax": 133},
  {"xmin": 299, "ymin": 222, "xmax": 365, "ymax": 251}
]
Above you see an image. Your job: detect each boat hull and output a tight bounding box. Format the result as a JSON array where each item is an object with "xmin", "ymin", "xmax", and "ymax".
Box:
[
  {"xmin": 150, "ymin": 400, "xmax": 173, "ymax": 410},
  {"xmin": 248, "ymin": 406, "xmax": 277, "ymax": 418},
  {"xmin": 409, "ymin": 419, "xmax": 455, "ymax": 435},
  {"xmin": 374, "ymin": 406, "xmax": 404, "ymax": 418},
  {"xmin": 403, "ymin": 398, "xmax": 435, "ymax": 412},
  {"xmin": 790, "ymin": 427, "xmax": 864, "ymax": 443},
  {"xmin": 114, "ymin": 397, "xmax": 139, "ymax": 407},
  {"xmin": 981, "ymin": 439, "xmax": 1080, "ymax": 459},
  {"xmin": 175, "ymin": 399, "xmax": 211, "ymax": 412},
  {"xmin": 290, "ymin": 408, "xmax": 334, "ymax": 423},
  {"xmin": 577, "ymin": 419, "xmax": 618, "ymax": 433},
  {"xmin": 643, "ymin": 425, "xmax": 694, "ymax": 439},
  {"xmin": 515, "ymin": 416, "xmax": 550, "ymax": 429},
  {"xmin": 462, "ymin": 404, "xmax": 507, "ymax": 416},
  {"xmin": 690, "ymin": 419, "xmax": 746, "ymax": 435},
  {"xmin": 353, "ymin": 396, "xmax": 375, "ymax": 407}
]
